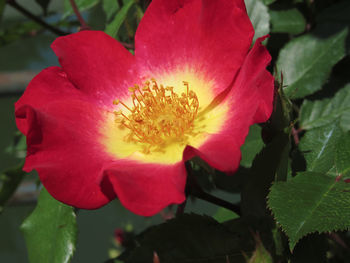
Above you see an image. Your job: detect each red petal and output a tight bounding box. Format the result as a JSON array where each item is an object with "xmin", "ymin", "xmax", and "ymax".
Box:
[
  {"xmin": 135, "ymin": 0, "xmax": 254, "ymax": 94},
  {"xmin": 15, "ymin": 67, "xmax": 115, "ymax": 209},
  {"xmin": 233, "ymin": 36, "xmax": 275, "ymax": 124},
  {"xmin": 103, "ymin": 161, "xmax": 187, "ymax": 216},
  {"xmin": 191, "ymin": 36, "xmax": 274, "ymax": 172},
  {"xmin": 51, "ymin": 31, "xmax": 137, "ymax": 105}
]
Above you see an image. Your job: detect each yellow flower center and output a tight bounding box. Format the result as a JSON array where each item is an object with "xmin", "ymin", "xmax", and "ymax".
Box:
[{"xmin": 113, "ymin": 79, "xmax": 200, "ymax": 154}]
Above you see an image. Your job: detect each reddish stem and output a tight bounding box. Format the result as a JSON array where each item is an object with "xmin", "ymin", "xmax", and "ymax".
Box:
[
  {"xmin": 69, "ymin": 0, "xmax": 91, "ymax": 30},
  {"xmin": 291, "ymin": 127, "xmax": 301, "ymax": 145}
]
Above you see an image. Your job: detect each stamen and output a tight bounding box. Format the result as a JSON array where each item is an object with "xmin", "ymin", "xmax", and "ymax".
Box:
[{"xmin": 113, "ymin": 79, "xmax": 200, "ymax": 153}]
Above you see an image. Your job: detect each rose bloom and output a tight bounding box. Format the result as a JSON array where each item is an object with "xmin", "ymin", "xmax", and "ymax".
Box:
[{"xmin": 15, "ymin": 0, "xmax": 274, "ymax": 216}]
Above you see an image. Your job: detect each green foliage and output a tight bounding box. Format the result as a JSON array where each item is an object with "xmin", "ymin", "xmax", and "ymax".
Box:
[
  {"xmin": 63, "ymin": 0, "xmax": 100, "ymax": 18},
  {"xmin": 35, "ymin": 0, "xmax": 51, "ymax": 15},
  {"xmin": 245, "ymin": 0, "xmax": 270, "ymax": 42},
  {"xmin": 0, "ymin": 162, "xmax": 26, "ymax": 213},
  {"xmin": 300, "ymin": 84, "xmax": 350, "ymax": 131},
  {"xmin": 277, "ymin": 26, "xmax": 348, "ymax": 98},
  {"xmin": 0, "ymin": 0, "xmax": 5, "ymax": 24},
  {"xmin": 241, "ymin": 132, "xmax": 290, "ymax": 216},
  {"xmin": 299, "ymin": 122, "xmax": 343, "ymax": 174},
  {"xmin": 269, "ymin": 8, "xmax": 306, "ymax": 34},
  {"xmin": 105, "ymin": 0, "xmax": 134, "ymax": 38},
  {"xmin": 246, "ymin": 234, "xmax": 273, "ymax": 263},
  {"xmin": 335, "ymin": 132, "xmax": 350, "ymax": 177},
  {"xmin": 213, "ymin": 207, "xmax": 239, "ymax": 223},
  {"xmin": 268, "ymin": 172, "xmax": 350, "ymax": 251},
  {"xmin": 103, "ymin": 0, "xmax": 121, "ymax": 21},
  {"xmin": 240, "ymin": 125, "xmax": 264, "ymax": 168},
  {"xmin": 118, "ymin": 214, "xmax": 255, "ymax": 263},
  {"xmin": 262, "ymin": 0, "xmax": 276, "ymax": 5},
  {"xmin": 21, "ymin": 188, "xmax": 77, "ymax": 263}
]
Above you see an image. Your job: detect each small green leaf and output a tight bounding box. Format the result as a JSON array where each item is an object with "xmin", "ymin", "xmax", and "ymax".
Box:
[
  {"xmin": 63, "ymin": 0, "xmax": 100, "ymax": 18},
  {"xmin": 21, "ymin": 188, "xmax": 77, "ymax": 263},
  {"xmin": 105, "ymin": 0, "xmax": 134, "ymax": 38},
  {"xmin": 262, "ymin": 0, "xmax": 276, "ymax": 5},
  {"xmin": 0, "ymin": 162, "xmax": 26, "ymax": 212},
  {"xmin": 300, "ymin": 84, "xmax": 350, "ymax": 131},
  {"xmin": 213, "ymin": 207, "xmax": 239, "ymax": 223},
  {"xmin": 103, "ymin": 0, "xmax": 120, "ymax": 21},
  {"xmin": 277, "ymin": 26, "xmax": 348, "ymax": 98},
  {"xmin": 246, "ymin": 234, "xmax": 273, "ymax": 263},
  {"xmin": 245, "ymin": 0, "xmax": 270, "ymax": 42},
  {"xmin": 299, "ymin": 122, "xmax": 342, "ymax": 174},
  {"xmin": 335, "ymin": 132, "xmax": 350, "ymax": 177},
  {"xmin": 269, "ymin": 8, "xmax": 306, "ymax": 34},
  {"xmin": 240, "ymin": 125, "xmax": 264, "ymax": 167},
  {"xmin": 268, "ymin": 172, "xmax": 350, "ymax": 250}
]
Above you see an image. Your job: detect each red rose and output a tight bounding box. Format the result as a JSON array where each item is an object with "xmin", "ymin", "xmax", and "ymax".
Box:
[{"xmin": 15, "ymin": 0, "xmax": 274, "ymax": 216}]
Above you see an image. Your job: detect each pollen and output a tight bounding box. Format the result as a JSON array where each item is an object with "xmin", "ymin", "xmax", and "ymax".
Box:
[{"xmin": 113, "ymin": 79, "xmax": 200, "ymax": 153}]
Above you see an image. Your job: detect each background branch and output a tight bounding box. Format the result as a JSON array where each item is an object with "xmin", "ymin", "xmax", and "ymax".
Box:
[{"xmin": 6, "ymin": 0, "xmax": 68, "ymax": 36}]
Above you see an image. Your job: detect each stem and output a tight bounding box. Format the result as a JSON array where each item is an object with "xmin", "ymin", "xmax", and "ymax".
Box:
[
  {"xmin": 6, "ymin": 0, "xmax": 68, "ymax": 36},
  {"xmin": 191, "ymin": 190, "xmax": 241, "ymax": 216},
  {"xmin": 185, "ymin": 162, "xmax": 241, "ymax": 216},
  {"xmin": 69, "ymin": 0, "xmax": 91, "ymax": 30},
  {"xmin": 291, "ymin": 127, "xmax": 300, "ymax": 145}
]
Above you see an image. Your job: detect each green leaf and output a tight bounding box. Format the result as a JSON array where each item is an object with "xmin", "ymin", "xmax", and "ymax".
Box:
[
  {"xmin": 335, "ymin": 132, "xmax": 350, "ymax": 177},
  {"xmin": 245, "ymin": 0, "xmax": 270, "ymax": 42},
  {"xmin": 277, "ymin": 26, "xmax": 348, "ymax": 98},
  {"xmin": 103, "ymin": 0, "xmax": 120, "ymax": 21},
  {"xmin": 268, "ymin": 172, "xmax": 350, "ymax": 250},
  {"xmin": 262, "ymin": 0, "xmax": 276, "ymax": 5},
  {"xmin": 63, "ymin": 0, "xmax": 100, "ymax": 18},
  {"xmin": 213, "ymin": 207, "xmax": 239, "ymax": 223},
  {"xmin": 0, "ymin": 162, "xmax": 26, "ymax": 212},
  {"xmin": 119, "ymin": 214, "xmax": 254, "ymax": 263},
  {"xmin": 241, "ymin": 132, "xmax": 290, "ymax": 217},
  {"xmin": 21, "ymin": 188, "xmax": 77, "ymax": 263},
  {"xmin": 240, "ymin": 125, "xmax": 264, "ymax": 167},
  {"xmin": 105, "ymin": 0, "xmax": 134, "ymax": 38},
  {"xmin": 300, "ymin": 84, "xmax": 350, "ymax": 131},
  {"xmin": 269, "ymin": 8, "xmax": 306, "ymax": 34},
  {"xmin": 246, "ymin": 234, "xmax": 273, "ymax": 263},
  {"xmin": 35, "ymin": 0, "xmax": 51, "ymax": 15},
  {"xmin": 299, "ymin": 122, "xmax": 342, "ymax": 174}
]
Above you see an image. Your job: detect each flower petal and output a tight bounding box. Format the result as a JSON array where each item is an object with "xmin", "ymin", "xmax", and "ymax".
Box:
[
  {"xmin": 103, "ymin": 161, "xmax": 187, "ymax": 216},
  {"xmin": 15, "ymin": 67, "xmax": 116, "ymax": 209},
  {"xmin": 190, "ymin": 36, "xmax": 274, "ymax": 172},
  {"xmin": 231, "ymin": 36, "xmax": 274, "ymax": 124},
  {"xmin": 51, "ymin": 30, "xmax": 137, "ymax": 105},
  {"xmin": 135, "ymin": 0, "xmax": 254, "ymax": 94}
]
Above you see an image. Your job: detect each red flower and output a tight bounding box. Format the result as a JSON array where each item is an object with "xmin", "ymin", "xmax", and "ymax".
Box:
[{"xmin": 15, "ymin": 0, "xmax": 274, "ymax": 216}]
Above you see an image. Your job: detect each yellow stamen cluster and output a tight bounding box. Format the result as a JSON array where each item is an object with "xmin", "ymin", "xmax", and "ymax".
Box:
[{"xmin": 113, "ymin": 79, "xmax": 199, "ymax": 153}]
